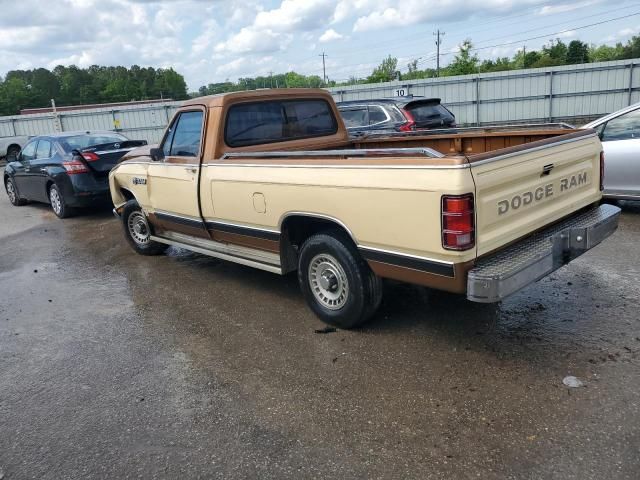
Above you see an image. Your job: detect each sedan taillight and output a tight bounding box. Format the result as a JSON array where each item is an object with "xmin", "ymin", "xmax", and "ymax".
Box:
[
  {"xmin": 62, "ymin": 160, "xmax": 89, "ymax": 174},
  {"xmin": 442, "ymin": 194, "xmax": 475, "ymax": 251},
  {"xmin": 81, "ymin": 152, "xmax": 100, "ymax": 161}
]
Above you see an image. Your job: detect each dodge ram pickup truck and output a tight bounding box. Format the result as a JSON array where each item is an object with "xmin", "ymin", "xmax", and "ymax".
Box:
[{"xmin": 109, "ymin": 89, "xmax": 620, "ymax": 328}]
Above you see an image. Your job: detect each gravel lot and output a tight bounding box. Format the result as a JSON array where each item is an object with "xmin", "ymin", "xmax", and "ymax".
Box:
[{"xmin": 1, "ymin": 181, "xmax": 639, "ymax": 479}]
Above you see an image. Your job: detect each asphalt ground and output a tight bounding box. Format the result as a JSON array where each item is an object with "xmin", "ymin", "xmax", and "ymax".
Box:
[{"xmin": 0, "ymin": 184, "xmax": 639, "ymax": 479}]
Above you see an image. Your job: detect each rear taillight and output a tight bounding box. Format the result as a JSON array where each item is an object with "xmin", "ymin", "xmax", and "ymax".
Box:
[
  {"xmin": 398, "ymin": 109, "xmax": 416, "ymax": 132},
  {"xmin": 62, "ymin": 160, "xmax": 89, "ymax": 174},
  {"xmin": 81, "ymin": 152, "xmax": 99, "ymax": 161},
  {"xmin": 442, "ymin": 194, "xmax": 475, "ymax": 251},
  {"xmin": 599, "ymin": 151, "xmax": 605, "ymax": 191}
]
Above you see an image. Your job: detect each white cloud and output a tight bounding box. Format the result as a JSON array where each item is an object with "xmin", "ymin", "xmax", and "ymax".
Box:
[
  {"xmin": 538, "ymin": 0, "xmax": 602, "ymax": 16},
  {"xmin": 214, "ymin": 27, "xmax": 292, "ymax": 54},
  {"xmin": 319, "ymin": 29, "xmax": 344, "ymax": 42},
  {"xmin": 557, "ymin": 30, "xmax": 577, "ymax": 39},
  {"xmin": 350, "ymin": 0, "xmax": 549, "ymax": 32}
]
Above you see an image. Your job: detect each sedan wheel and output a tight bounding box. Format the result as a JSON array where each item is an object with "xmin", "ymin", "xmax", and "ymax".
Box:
[
  {"xmin": 48, "ymin": 184, "xmax": 73, "ymax": 218},
  {"xmin": 5, "ymin": 178, "xmax": 26, "ymax": 206}
]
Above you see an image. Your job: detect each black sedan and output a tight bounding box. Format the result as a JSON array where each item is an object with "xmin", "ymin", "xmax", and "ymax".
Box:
[{"xmin": 3, "ymin": 131, "xmax": 146, "ymax": 218}]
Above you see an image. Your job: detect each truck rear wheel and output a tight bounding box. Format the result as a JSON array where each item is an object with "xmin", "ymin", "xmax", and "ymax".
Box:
[
  {"xmin": 298, "ymin": 231, "xmax": 383, "ymax": 329},
  {"xmin": 121, "ymin": 200, "xmax": 168, "ymax": 256}
]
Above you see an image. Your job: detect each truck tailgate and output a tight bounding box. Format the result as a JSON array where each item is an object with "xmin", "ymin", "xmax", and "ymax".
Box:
[{"xmin": 471, "ymin": 131, "xmax": 603, "ymax": 257}]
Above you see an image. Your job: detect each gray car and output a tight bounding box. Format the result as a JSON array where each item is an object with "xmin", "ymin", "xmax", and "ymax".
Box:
[{"xmin": 585, "ymin": 103, "xmax": 640, "ymax": 200}]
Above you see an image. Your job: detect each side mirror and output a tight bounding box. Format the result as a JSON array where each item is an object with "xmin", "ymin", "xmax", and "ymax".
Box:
[{"xmin": 150, "ymin": 147, "xmax": 165, "ymax": 162}]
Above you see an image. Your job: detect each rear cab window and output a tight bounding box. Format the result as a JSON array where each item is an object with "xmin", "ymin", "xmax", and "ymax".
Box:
[{"xmin": 225, "ymin": 99, "xmax": 337, "ymax": 147}]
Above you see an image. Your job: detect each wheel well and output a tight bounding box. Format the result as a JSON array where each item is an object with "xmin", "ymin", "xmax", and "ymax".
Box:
[
  {"xmin": 120, "ymin": 188, "xmax": 135, "ymax": 201},
  {"xmin": 280, "ymin": 215, "xmax": 357, "ymax": 273}
]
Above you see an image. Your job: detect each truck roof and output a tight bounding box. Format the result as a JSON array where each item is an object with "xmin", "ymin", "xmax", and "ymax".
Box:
[{"xmin": 181, "ymin": 88, "xmax": 335, "ymax": 108}]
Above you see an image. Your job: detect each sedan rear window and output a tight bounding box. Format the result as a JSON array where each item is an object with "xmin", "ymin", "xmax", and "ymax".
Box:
[
  {"xmin": 61, "ymin": 134, "xmax": 129, "ymax": 152},
  {"xmin": 225, "ymin": 99, "xmax": 338, "ymax": 147}
]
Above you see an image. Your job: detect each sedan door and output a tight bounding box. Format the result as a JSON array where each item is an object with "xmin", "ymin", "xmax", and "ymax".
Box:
[
  {"xmin": 26, "ymin": 139, "xmax": 54, "ymax": 202},
  {"xmin": 11, "ymin": 140, "xmax": 37, "ymax": 199},
  {"xmin": 598, "ymin": 107, "xmax": 640, "ymax": 198}
]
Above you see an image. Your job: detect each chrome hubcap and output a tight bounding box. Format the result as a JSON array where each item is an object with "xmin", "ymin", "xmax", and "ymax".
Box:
[
  {"xmin": 308, "ymin": 254, "xmax": 349, "ymax": 310},
  {"xmin": 128, "ymin": 212, "xmax": 150, "ymax": 245},
  {"xmin": 50, "ymin": 187, "xmax": 62, "ymax": 214},
  {"xmin": 6, "ymin": 181, "xmax": 16, "ymax": 203}
]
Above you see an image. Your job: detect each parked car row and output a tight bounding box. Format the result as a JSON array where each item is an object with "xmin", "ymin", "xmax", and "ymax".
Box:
[{"xmin": 3, "ymin": 131, "xmax": 147, "ymax": 217}]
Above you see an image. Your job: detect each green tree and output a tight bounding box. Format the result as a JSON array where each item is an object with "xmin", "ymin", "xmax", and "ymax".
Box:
[
  {"xmin": 444, "ymin": 40, "xmax": 479, "ymax": 75},
  {"xmin": 367, "ymin": 55, "xmax": 398, "ymax": 83},
  {"xmin": 566, "ymin": 40, "xmax": 589, "ymax": 64}
]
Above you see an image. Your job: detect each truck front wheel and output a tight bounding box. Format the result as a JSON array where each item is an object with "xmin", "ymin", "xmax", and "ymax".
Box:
[
  {"xmin": 121, "ymin": 201, "xmax": 168, "ymax": 256},
  {"xmin": 298, "ymin": 231, "xmax": 382, "ymax": 329}
]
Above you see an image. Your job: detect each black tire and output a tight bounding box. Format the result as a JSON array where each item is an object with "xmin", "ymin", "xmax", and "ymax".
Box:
[
  {"xmin": 6, "ymin": 145, "xmax": 20, "ymax": 162},
  {"xmin": 298, "ymin": 230, "xmax": 383, "ymax": 329},
  {"xmin": 121, "ymin": 200, "xmax": 168, "ymax": 256},
  {"xmin": 48, "ymin": 183, "xmax": 74, "ymax": 218},
  {"xmin": 5, "ymin": 177, "xmax": 27, "ymax": 206}
]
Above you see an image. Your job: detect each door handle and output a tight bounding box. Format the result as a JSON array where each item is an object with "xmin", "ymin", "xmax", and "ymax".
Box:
[{"xmin": 185, "ymin": 167, "xmax": 197, "ymax": 174}]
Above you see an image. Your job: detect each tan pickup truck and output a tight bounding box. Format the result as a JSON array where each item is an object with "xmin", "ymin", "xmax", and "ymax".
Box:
[{"xmin": 109, "ymin": 89, "xmax": 620, "ymax": 328}]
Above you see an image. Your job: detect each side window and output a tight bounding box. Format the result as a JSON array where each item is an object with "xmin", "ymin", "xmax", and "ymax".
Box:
[
  {"xmin": 225, "ymin": 100, "xmax": 338, "ymax": 147},
  {"xmin": 368, "ymin": 106, "xmax": 388, "ymax": 125},
  {"xmin": 339, "ymin": 107, "xmax": 368, "ymax": 128},
  {"xmin": 35, "ymin": 140, "xmax": 52, "ymax": 159},
  {"xmin": 601, "ymin": 108, "xmax": 640, "ymax": 141},
  {"xmin": 20, "ymin": 141, "xmax": 37, "ymax": 161},
  {"xmin": 161, "ymin": 118, "xmax": 178, "ymax": 157},
  {"xmin": 168, "ymin": 111, "xmax": 204, "ymax": 157}
]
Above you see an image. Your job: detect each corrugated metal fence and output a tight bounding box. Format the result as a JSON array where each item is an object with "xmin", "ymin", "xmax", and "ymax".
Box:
[
  {"xmin": 328, "ymin": 59, "xmax": 640, "ymax": 126},
  {"xmin": 1, "ymin": 58, "xmax": 638, "ymax": 143},
  {"xmin": 0, "ymin": 100, "xmax": 182, "ymax": 144}
]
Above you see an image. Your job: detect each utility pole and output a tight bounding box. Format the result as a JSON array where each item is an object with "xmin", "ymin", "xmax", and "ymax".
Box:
[
  {"xmin": 319, "ymin": 52, "xmax": 328, "ymax": 85},
  {"xmin": 522, "ymin": 45, "xmax": 526, "ymax": 68},
  {"xmin": 434, "ymin": 29, "xmax": 445, "ymax": 77}
]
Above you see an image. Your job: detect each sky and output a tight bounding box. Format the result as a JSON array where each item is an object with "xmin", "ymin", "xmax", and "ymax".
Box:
[{"xmin": 1, "ymin": 0, "xmax": 640, "ymax": 91}]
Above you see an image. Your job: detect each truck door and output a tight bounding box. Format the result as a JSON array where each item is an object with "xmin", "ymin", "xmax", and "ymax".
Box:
[{"xmin": 147, "ymin": 107, "xmax": 208, "ymax": 238}]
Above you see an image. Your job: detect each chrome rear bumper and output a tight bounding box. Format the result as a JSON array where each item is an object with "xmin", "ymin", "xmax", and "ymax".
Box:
[{"xmin": 467, "ymin": 203, "xmax": 621, "ymax": 303}]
